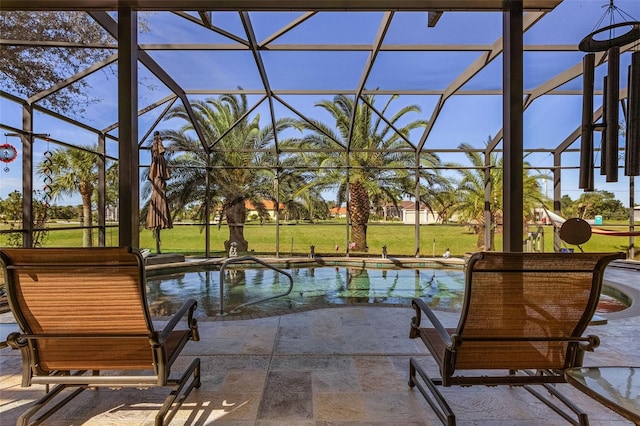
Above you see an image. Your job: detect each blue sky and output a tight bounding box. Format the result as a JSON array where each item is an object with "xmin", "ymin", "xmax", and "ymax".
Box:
[{"xmin": 1, "ymin": 0, "xmax": 639, "ymax": 209}]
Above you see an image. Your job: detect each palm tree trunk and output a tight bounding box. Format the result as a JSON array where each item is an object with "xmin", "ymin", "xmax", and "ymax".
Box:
[
  {"xmin": 475, "ymin": 224, "xmax": 495, "ymax": 251},
  {"xmin": 476, "ymin": 226, "xmax": 486, "ymax": 250},
  {"xmin": 224, "ymin": 197, "xmax": 248, "ymax": 253},
  {"xmin": 80, "ymin": 186, "xmax": 93, "ymax": 247},
  {"xmin": 349, "ymin": 181, "xmax": 370, "ymax": 252},
  {"xmin": 346, "ymin": 268, "xmax": 371, "ymax": 302}
]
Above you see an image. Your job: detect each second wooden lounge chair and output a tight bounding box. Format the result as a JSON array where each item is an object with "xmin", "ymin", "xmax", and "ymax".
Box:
[
  {"xmin": 0, "ymin": 246, "xmax": 200, "ymax": 426},
  {"xmin": 408, "ymin": 251, "xmax": 624, "ymax": 425}
]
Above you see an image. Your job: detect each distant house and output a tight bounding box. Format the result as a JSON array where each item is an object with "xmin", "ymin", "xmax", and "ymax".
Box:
[
  {"xmin": 380, "ymin": 201, "xmax": 442, "ymax": 224},
  {"xmin": 331, "ymin": 201, "xmax": 444, "ymax": 223},
  {"xmin": 400, "ymin": 201, "xmax": 440, "ymax": 225},
  {"xmin": 106, "ymin": 205, "xmax": 119, "ymax": 222},
  {"xmin": 380, "ymin": 201, "xmax": 410, "ymax": 220},
  {"xmin": 635, "ymin": 206, "xmax": 640, "ymax": 222},
  {"xmin": 245, "ymin": 200, "xmax": 284, "ymax": 220},
  {"xmin": 330, "ymin": 206, "xmax": 347, "ymax": 218}
]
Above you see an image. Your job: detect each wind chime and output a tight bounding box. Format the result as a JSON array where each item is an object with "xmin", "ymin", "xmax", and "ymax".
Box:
[
  {"xmin": 42, "ymin": 140, "xmax": 54, "ymax": 208},
  {"xmin": 578, "ymin": 1, "xmax": 640, "ymax": 190},
  {"xmin": 0, "ymin": 134, "xmax": 19, "ymax": 172}
]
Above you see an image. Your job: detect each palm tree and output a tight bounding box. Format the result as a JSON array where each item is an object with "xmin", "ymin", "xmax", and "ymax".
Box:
[
  {"xmin": 276, "ymin": 152, "xmax": 329, "ymax": 222},
  {"xmin": 421, "ymin": 181, "xmax": 460, "ymax": 224},
  {"xmin": 299, "ymin": 94, "xmax": 438, "ymax": 251},
  {"xmin": 36, "ymin": 144, "xmax": 101, "ymax": 247},
  {"xmin": 450, "ymin": 140, "xmax": 547, "ymax": 249},
  {"xmin": 162, "ymin": 93, "xmax": 301, "ymax": 253}
]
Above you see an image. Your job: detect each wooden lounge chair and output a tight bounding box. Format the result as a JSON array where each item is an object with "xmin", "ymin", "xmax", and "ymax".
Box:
[
  {"xmin": 0, "ymin": 246, "xmax": 200, "ymax": 426},
  {"xmin": 408, "ymin": 251, "xmax": 625, "ymax": 426}
]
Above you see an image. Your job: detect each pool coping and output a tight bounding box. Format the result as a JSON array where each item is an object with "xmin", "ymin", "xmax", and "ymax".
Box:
[
  {"xmin": 144, "ymin": 255, "xmax": 640, "ymax": 321},
  {"xmin": 601, "ymin": 260, "xmax": 640, "ymax": 320},
  {"xmin": 145, "ymin": 255, "xmax": 467, "ymax": 278}
]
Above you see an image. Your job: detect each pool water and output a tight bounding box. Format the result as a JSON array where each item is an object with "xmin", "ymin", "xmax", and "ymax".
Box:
[
  {"xmin": 146, "ymin": 266, "xmax": 466, "ymax": 317},
  {"xmin": 146, "ymin": 266, "xmax": 628, "ymax": 318},
  {"xmin": 597, "ymin": 294, "xmax": 628, "ymax": 313}
]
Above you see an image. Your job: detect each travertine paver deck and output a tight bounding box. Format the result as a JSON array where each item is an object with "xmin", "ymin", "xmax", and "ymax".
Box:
[{"xmin": 0, "ymin": 263, "xmax": 638, "ymax": 425}]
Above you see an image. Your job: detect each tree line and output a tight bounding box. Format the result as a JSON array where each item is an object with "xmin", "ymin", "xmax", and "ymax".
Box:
[{"xmin": 0, "ymin": 91, "xmax": 632, "ymax": 252}]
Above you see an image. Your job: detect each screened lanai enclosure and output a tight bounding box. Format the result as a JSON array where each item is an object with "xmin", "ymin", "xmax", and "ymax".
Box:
[{"xmin": 1, "ymin": 0, "xmax": 639, "ymax": 258}]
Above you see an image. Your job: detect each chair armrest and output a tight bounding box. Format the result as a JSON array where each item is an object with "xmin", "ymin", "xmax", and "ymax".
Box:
[
  {"xmin": 155, "ymin": 299, "xmax": 199, "ymax": 345},
  {"xmin": 572, "ymin": 334, "xmax": 600, "ymax": 366},
  {"xmin": 7, "ymin": 332, "xmax": 35, "ymax": 387},
  {"xmin": 580, "ymin": 334, "xmax": 600, "ymax": 351},
  {"xmin": 409, "ymin": 298, "xmax": 453, "ymax": 347}
]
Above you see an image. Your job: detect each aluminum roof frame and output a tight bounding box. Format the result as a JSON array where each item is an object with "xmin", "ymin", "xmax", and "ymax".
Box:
[
  {"xmin": 0, "ymin": 1, "xmax": 562, "ymax": 12},
  {"xmin": 1, "ymin": 0, "xmax": 634, "ymax": 254}
]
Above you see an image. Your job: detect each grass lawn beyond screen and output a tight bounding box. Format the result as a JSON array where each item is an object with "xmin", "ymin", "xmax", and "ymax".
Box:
[{"xmin": 2, "ymin": 222, "xmax": 636, "ymax": 259}]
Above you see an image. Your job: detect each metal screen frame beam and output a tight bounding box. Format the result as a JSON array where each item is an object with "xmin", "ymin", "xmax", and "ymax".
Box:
[
  {"xmin": 0, "ymin": 1, "xmax": 562, "ymax": 12},
  {"xmin": 502, "ymin": 0, "xmax": 524, "ymax": 253}
]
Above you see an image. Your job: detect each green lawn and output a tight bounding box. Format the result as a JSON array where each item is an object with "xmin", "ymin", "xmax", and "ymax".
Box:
[{"xmin": 1, "ymin": 221, "xmax": 637, "ymax": 259}]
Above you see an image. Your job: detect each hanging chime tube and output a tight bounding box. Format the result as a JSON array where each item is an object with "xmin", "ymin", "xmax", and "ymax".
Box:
[
  {"xmin": 601, "ymin": 76, "xmax": 608, "ymax": 175},
  {"xmin": 626, "ymin": 51, "xmax": 640, "ymax": 176},
  {"xmin": 580, "ymin": 53, "xmax": 595, "ymax": 190},
  {"xmin": 605, "ymin": 46, "xmax": 620, "ymax": 182}
]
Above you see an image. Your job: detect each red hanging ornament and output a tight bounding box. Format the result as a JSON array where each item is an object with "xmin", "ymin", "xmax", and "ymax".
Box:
[{"xmin": 0, "ymin": 143, "xmax": 18, "ymax": 172}]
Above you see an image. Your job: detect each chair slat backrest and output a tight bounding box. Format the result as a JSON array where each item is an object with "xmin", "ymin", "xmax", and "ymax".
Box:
[
  {"xmin": 0, "ymin": 247, "xmax": 155, "ymax": 371},
  {"xmin": 452, "ymin": 252, "xmax": 623, "ymax": 371}
]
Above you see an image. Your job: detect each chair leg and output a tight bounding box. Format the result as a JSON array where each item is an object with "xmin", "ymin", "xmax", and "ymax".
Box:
[
  {"xmin": 523, "ymin": 383, "xmax": 589, "ymax": 426},
  {"xmin": 507, "ymin": 370, "xmax": 588, "ymax": 425},
  {"xmin": 519, "ymin": 370, "xmax": 588, "ymax": 426},
  {"xmin": 18, "ymin": 384, "xmax": 86, "ymax": 426},
  {"xmin": 155, "ymin": 357, "xmax": 201, "ymax": 426},
  {"xmin": 409, "ymin": 357, "xmax": 456, "ymax": 426}
]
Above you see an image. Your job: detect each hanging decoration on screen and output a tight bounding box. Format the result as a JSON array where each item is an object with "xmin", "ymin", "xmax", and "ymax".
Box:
[
  {"xmin": 578, "ymin": 1, "xmax": 640, "ymax": 191},
  {"xmin": 42, "ymin": 140, "xmax": 54, "ymax": 208},
  {"xmin": 0, "ymin": 141, "xmax": 18, "ymax": 173}
]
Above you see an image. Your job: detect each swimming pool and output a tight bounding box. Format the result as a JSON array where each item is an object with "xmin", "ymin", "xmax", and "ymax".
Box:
[
  {"xmin": 146, "ymin": 263, "xmax": 629, "ymax": 318},
  {"xmin": 146, "ymin": 266, "xmax": 466, "ymax": 317}
]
